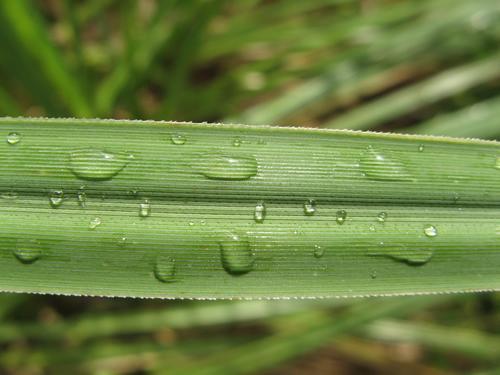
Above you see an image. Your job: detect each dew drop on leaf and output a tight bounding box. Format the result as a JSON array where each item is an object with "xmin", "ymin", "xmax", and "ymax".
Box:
[
  {"xmin": 171, "ymin": 134, "xmax": 186, "ymax": 145},
  {"xmin": 49, "ymin": 190, "xmax": 64, "ymax": 208},
  {"xmin": 6, "ymin": 132, "xmax": 21, "ymax": 145},
  {"xmin": 336, "ymin": 210, "xmax": 347, "ymax": 225},
  {"xmin": 154, "ymin": 255, "xmax": 176, "ymax": 283},
  {"xmin": 303, "ymin": 199, "xmax": 316, "ymax": 215},
  {"xmin": 254, "ymin": 201, "xmax": 266, "ymax": 223},
  {"xmin": 219, "ymin": 232, "xmax": 254, "ymax": 274},
  {"xmin": 360, "ymin": 146, "xmax": 411, "ymax": 181},
  {"xmin": 313, "ymin": 245, "xmax": 324, "ymax": 258},
  {"xmin": 377, "ymin": 212, "xmax": 387, "ymax": 222},
  {"xmin": 139, "ymin": 200, "xmax": 151, "ymax": 217},
  {"xmin": 89, "ymin": 217, "xmax": 101, "ymax": 229},
  {"xmin": 13, "ymin": 239, "xmax": 42, "ymax": 264},
  {"xmin": 197, "ymin": 154, "xmax": 257, "ymax": 180},
  {"xmin": 69, "ymin": 149, "xmax": 133, "ymax": 181},
  {"xmin": 424, "ymin": 224, "xmax": 438, "ymax": 237}
]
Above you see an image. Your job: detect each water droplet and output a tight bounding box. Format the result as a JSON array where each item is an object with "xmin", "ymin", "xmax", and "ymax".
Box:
[
  {"xmin": 370, "ymin": 270, "xmax": 377, "ymax": 279},
  {"xmin": 188, "ymin": 221, "xmax": 195, "ymax": 226},
  {"xmin": 495, "ymin": 156, "xmax": 500, "ymax": 169},
  {"xmin": 313, "ymin": 245, "xmax": 324, "ymax": 259},
  {"xmin": 303, "ymin": 199, "xmax": 316, "ymax": 215},
  {"xmin": 424, "ymin": 225, "xmax": 438, "ymax": 237},
  {"xmin": 418, "ymin": 144, "xmax": 424, "ymax": 152},
  {"xmin": 77, "ymin": 188, "xmax": 86, "ymax": 208},
  {"xmin": 336, "ymin": 210, "xmax": 347, "ymax": 225},
  {"xmin": 13, "ymin": 239, "xmax": 42, "ymax": 264},
  {"xmin": 6, "ymin": 132, "xmax": 21, "ymax": 145},
  {"xmin": 219, "ymin": 232, "xmax": 254, "ymax": 274},
  {"xmin": 360, "ymin": 146, "xmax": 411, "ymax": 181},
  {"xmin": 233, "ymin": 137, "xmax": 242, "ymax": 147},
  {"xmin": 377, "ymin": 212, "xmax": 387, "ymax": 223},
  {"xmin": 118, "ymin": 236, "xmax": 127, "ymax": 247},
  {"xmin": 1, "ymin": 191, "xmax": 18, "ymax": 200},
  {"xmin": 154, "ymin": 255, "xmax": 176, "ymax": 282},
  {"xmin": 254, "ymin": 201, "xmax": 266, "ymax": 223},
  {"xmin": 368, "ymin": 224, "xmax": 375, "ymax": 231},
  {"xmin": 49, "ymin": 190, "xmax": 64, "ymax": 208},
  {"xmin": 139, "ymin": 200, "xmax": 151, "ymax": 217},
  {"xmin": 369, "ymin": 242, "xmax": 433, "ymax": 265},
  {"xmin": 197, "ymin": 154, "xmax": 257, "ymax": 180},
  {"xmin": 89, "ymin": 217, "xmax": 101, "ymax": 229},
  {"xmin": 69, "ymin": 149, "xmax": 133, "ymax": 181},
  {"xmin": 171, "ymin": 134, "xmax": 186, "ymax": 145}
]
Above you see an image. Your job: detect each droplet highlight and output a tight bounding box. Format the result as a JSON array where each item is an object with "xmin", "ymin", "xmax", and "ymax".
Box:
[
  {"xmin": 254, "ymin": 201, "xmax": 266, "ymax": 223},
  {"xmin": 6, "ymin": 132, "xmax": 21, "ymax": 145},
  {"xmin": 139, "ymin": 200, "xmax": 151, "ymax": 217},
  {"xmin": 424, "ymin": 225, "xmax": 438, "ymax": 237},
  {"xmin": 171, "ymin": 134, "xmax": 186, "ymax": 145},
  {"xmin": 197, "ymin": 154, "xmax": 257, "ymax": 180},
  {"xmin": 69, "ymin": 148, "xmax": 133, "ymax": 181},
  {"xmin": 49, "ymin": 190, "xmax": 64, "ymax": 208},
  {"xmin": 303, "ymin": 199, "xmax": 316, "ymax": 215},
  {"xmin": 219, "ymin": 232, "xmax": 254, "ymax": 274},
  {"xmin": 336, "ymin": 210, "xmax": 347, "ymax": 225},
  {"xmin": 13, "ymin": 239, "xmax": 42, "ymax": 264},
  {"xmin": 360, "ymin": 146, "xmax": 411, "ymax": 181},
  {"xmin": 154, "ymin": 255, "xmax": 176, "ymax": 282},
  {"xmin": 89, "ymin": 217, "xmax": 101, "ymax": 229}
]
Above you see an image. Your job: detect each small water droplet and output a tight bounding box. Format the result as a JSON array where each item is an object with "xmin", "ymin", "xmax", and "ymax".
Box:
[
  {"xmin": 188, "ymin": 221, "xmax": 195, "ymax": 226},
  {"xmin": 377, "ymin": 212, "xmax": 387, "ymax": 223},
  {"xmin": 118, "ymin": 236, "xmax": 127, "ymax": 247},
  {"xmin": 233, "ymin": 137, "xmax": 242, "ymax": 147},
  {"xmin": 313, "ymin": 245, "xmax": 324, "ymax": 259},
  {"xmin": 219, "ymin": 232, "xmax": 254, "ymax": 274},
  {"xmin": 336, "ymin": 210, "xmax": 347, "ymax": 225},
  {"xmin": 77, "ymin": 188, "xmax": 86, "ymax": 208},
  {"xmin": 171, "ymin": 134, "xmax": 186, "ymax": 145},
  {"xmin": 197, "ymin": 154, "xmax": 258, "ymax": 180},
  {"xmin": 6, "ymin": 132, "xmax": 21, "ymax": 145},
  {"xmin": 303, "ymin": 199, "xmax": 316, "ymax": 215},
  {"xmin": 49, "ymin": 190, "xmax": 64, "ymax": 208},
  {"xmin": 69, "ymin": 149, "xmax": 133, "ymax": 181},
  {"xmin": 360, "ymin": 146, "xmax": 411, "ymax": 181},
  {"xmin": 370, "ymin": 270, "xmax": 377, "ymax": 279},
  {"xmin": 254, "ymin": 201, "xmax": 266, "ymax": 223},
  {"xmin": 1, "ymin": 191, "xmax": 18, "ymax": 200},
  {"xmin": 13, "ymin": 239, "xmax": 42, "ymax": 264},
  {"xmin": 139, "ymin": 200, "xmax": 151, "ymax": 217},
  {"xmin": 154, "ymin": 255, "xmax": 176, "ymax": 282},
  {"xmin": 89, "ymin": 217, "xmax": 101, "ymax": 229},
  {"xmin": 424, "ymin": 225, "xmax": 438, "ymax": 237},
  {"xmin": 369, "ymin": 224, "xmax": 375, "ymax": 231},
  {"xmin": 418, "ymin": 144, "xmax": 424, "ymax": 152}
]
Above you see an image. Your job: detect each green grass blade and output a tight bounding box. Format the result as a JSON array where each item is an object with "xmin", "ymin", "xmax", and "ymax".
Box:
[
  {"xmin": 324, "ymin": 53, "xmax": 500, "ymax": 130},
  {"xmin": 0, "ymin": 117, "xmax": 498, "ymax": 299},
  {"xmin": 404, "ymin": 96, "xmax": 500, "ymax": 140},
  {"xmin": 0, "ymin": 1, "xmax": 92, "ymax": 117}
]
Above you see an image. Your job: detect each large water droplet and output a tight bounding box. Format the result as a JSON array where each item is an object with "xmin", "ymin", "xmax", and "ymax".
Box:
[
  {"xmin": 336, "ymin": 210, "xmax": 347, "ymax": 225},
  {"xmin": 13, "ymin": 239, "xmax": 42, "ymax": 264},
  {"xmin": 6, "ymin": 132, "xmax": 21, "ymax": 145},
  {"xmin": 377, "ymin": 212, "xmax": 387, "ymax": 223},
  {"xmin": 254, "ymin": 201, "xmax": 266, "ymax": 223},
  {"xmin": 197, "ymin": 154, "xmax": 257, "ymax": 180},
  {"xmin": 154, "ymin": 255, "xmax": 176, "ymax": 282},
  {"xmin": 303, "ymin": 199, "xmax": 316, "ymax": 215},
  {"xmin": 360, "ymin": 146, "xmax": 411, "ymax": 181},
  {"xmin": 219, "ymin": 232, "xmax": 254, "ymax": 274},
  {"xmin": 171, "ymin": 134, "xmax": 186, "ymax": 145},
  {"xmin": 424, "ymin": 225, "xmax": 438, "ymax": 237},
  {"xmin": 69, "ymin": 149, "xmax": 133, "ymax": 181},
  {"xmin": 369, "ymin": 242, "xmax": 433, "ymax": 265},
  {"xmin": 313, "ymin": 245, "xmax": 324, "ymax": 258},
  {"xmin": 49, "ymin": 190, "xmax": 64, "ymax": 208},
  {"xmin": 89, "ymin": 217, "xmax": 101, "ymax": 229},
  {"xmin": 139, "ymin": 200, "xmax": 151, "ymax": 217}
]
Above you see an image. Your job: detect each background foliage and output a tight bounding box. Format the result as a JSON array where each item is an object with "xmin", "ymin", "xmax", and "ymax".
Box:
[{"xmin": 0, "ymin": 0, "xmax": 499, "ymax": 374}]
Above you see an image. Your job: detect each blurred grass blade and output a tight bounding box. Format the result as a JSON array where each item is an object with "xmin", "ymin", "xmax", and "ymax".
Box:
[
  {"xmin": 0, "ymin": 117, "xmax": 498, "ymax": 299},
  {"xmin": 404, "ymin": 96, "xmax": 500, "ymax": 140},
  {"xmin": 323, "ymin": 53, "xmax": 500, "ymax": 130}
]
